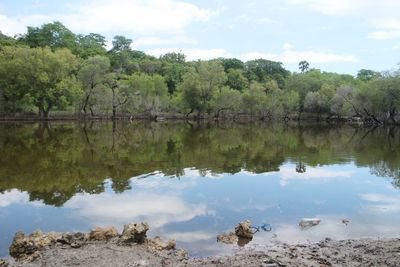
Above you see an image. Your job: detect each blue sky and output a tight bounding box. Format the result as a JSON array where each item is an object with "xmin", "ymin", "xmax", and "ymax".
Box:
[{"xmin": 1, "ymin": 0, "xmax": 400, "ymax": 74}]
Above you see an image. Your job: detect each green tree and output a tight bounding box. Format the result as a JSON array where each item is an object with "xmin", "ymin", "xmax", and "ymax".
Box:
[
  {"xmin": 245, "ymin": 59, "xmax": 289, "ymax": 88},
  {"xmin": 0, "ymin": 46, "xmax": 80, "ymax": 118},
  {"xmin": 211, "ymin": 86, "xmax": 242, "ymax": 118},
  {"xmin": 76, "ymin": 33, "xmax": 107, "ymax": 58},
  {"xmin": 357, "ymin": 69, "xmax": 381, "ymax": 82},
  {"xmin": 179, "ymin": 61, "xmax": 226, "ymax": 116},
  {"xmin": 226, "ymin": 68, "xmax": 248, "ymax": 91},
  {"xmin": 78, "ymin": 55, "xmax": 111, "ymax": 116},
  {"xmin": 299, "ymin": 60, "xmax": 310, "ymax": 73},
  {"xmin": 18, "ymin": 21, "xmax": 77, "ymax": 52}
]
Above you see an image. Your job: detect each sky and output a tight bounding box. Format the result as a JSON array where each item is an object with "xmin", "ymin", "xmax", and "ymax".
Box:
[{"xmin": 0, "ymin": 0, "xmax": 399, "ymax": 74}]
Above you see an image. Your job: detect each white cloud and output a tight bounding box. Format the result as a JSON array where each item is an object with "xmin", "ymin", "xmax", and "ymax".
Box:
[
  {"xmin": 235, "ymin": 14, "xmax": 277, "ymax": 25},
  {"xmin": 368, "ymin": 19, "xmax": 400, "ymax": 40},
  {"xmin": 132, "ymin": 36, "xmax": 198, "ymax": 49},
  {"xmin": 368, "ymin": 30, "xmax": 400, "ymax": 40},
  {"xmin": 146, "ymin": 47, "xmax": 232, "ymax": 60},
  {"xmin": 240, "ymin": 49, "xmax": 357, "ymax": 64},
  {"xmin": 0, "ymin": 14, "xmax": 49, "ymax": 36},
  {"xmin": 0, "ymin": 0, "xmax": 213, "ymax": 36},
  {"xmin": 286, "ymin": 0, "xmax": 400, "ymax": 16}
]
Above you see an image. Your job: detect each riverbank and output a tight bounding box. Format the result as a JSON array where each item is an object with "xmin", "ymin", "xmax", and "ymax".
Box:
[{"xmin": 2, "ymin": 223, "xmax": 400, "ymax": 267}]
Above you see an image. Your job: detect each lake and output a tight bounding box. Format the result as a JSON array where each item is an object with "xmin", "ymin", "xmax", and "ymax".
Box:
[{"xmin": 0, "ymin": 122, "xmax": 399, "ymax": 257}]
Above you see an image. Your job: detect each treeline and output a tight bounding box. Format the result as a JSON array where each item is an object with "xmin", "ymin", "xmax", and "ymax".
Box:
[{"xmin": 0, "ymin": 22, "xmax": 399, "ymax": 124}]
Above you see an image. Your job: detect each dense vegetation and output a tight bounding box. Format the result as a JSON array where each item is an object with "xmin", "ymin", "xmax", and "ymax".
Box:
[
  {"xmin": 0, "ymin": 22, "xmax": 399, "ymax": 124},
  {"xmin": 0, "ymin": 122, "xmax": 399, "ymax": 206}
]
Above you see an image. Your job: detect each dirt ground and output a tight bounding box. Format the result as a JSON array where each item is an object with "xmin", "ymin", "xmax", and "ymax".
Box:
[{"xmin": 3, "ymin": 237, "xmax": 400, "ymax": 267}]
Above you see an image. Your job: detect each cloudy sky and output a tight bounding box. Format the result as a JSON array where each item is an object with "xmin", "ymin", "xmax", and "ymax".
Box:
[{"xmin": 1, "ymin": 0, "xmax": 399, "ymax": 74}]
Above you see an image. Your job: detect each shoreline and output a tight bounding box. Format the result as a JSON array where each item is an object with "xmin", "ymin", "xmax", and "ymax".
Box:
[{"xmin": 3, "ymin": 223, "xmax": 400, "ymax": 267}]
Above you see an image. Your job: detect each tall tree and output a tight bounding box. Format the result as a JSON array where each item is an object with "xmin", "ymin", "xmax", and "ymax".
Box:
[
  {"xmin": 0, "ymin": 46, "xmax": 80, "ymax": 118},
  {"xmin": 298, "ymin": 60, "xmax": 310, "ymax": 73},
  {"xmin": 78, "ymin": 55, "xmax": 110, "ymax": 116}
]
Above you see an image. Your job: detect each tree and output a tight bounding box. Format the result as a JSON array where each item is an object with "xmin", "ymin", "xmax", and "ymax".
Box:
[
  {"xmin": 179, "ymin": 61, "xmax": 226, "ymax": 116},
  {"xmin": 123, "ymin": 73, "xmax": 168, "ymax": 117},
  {"xmin": 78, "ymin": 55, "xmax": 110, "ymax": 116},
  {"xmin": 357, "ymin": 69, "xmax": 380, "ymax": 82},
  {"xmin": 211, "ymin": 87, "xmax": 241, "ymax": 118},
  {"xmin": 281, "ymin": 90, "xmax": 300, "ymax": 118},
  {"xmin": 245, "ymin": 59, "xmax": 289, "ymax": 88},
  {"xmin": 76, "ymin": 33, "xmax": 107, "ymax": 58},
  {"xmin": 161, "ymin": 52, "xmax": 187, "ymax": 94},
  {"xmin": 226, "ymin": 69, "xmax": 248, "ymax": 91},
  {"xmin": 0, "ymin": 46, "xmax": 80, "ymax": 118},
  {"xmin": 220, "ymin": 58, "xmax": 245, "ymax": 72},
  {"xmin": 299, "ymin": 60, "xmax": 310, "ymax": 73},
  {"xmin": 18, "ymin": 21, "xmax": 77, "ymax": 52}
]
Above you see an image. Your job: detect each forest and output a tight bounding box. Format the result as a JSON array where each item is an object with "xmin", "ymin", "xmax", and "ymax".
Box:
[{"xmin": 0, "ymin": 22, "xmax": 399, "ymax": 125}]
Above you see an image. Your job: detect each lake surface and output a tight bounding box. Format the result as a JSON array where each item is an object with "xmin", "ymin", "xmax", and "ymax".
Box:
[{"xmin": 1, "ymin": 122, "xmax": 400, "ymax": 257}]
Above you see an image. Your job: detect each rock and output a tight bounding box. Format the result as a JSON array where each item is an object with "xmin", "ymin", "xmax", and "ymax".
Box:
[
  {"xmin": 217, "ymin": 232, "xmax": 238, "ymax": 244},
  {"xmin": 119, "ymin": 222, "xmax": 149, "ymax": 244},
  {"xmin": 57, "ymin": 232, "xmax": 87, "ymax": 248},
  {"xmin": 9, "ymin": 231, "xmax": 59, "ymax": 262},
  {"xmin": 148, "ymin": 236, "xmax": 176, "ymax": 250},
  {"xmin": 235, "ymin": 220, "xmax": 253, "ymax": 239},
  {"xmin": 0, "ymin": 258, "xmax": 8, "ymax": 267},
  {"xmin": 89, "ymin": 226, "xmax": 119, "ymax": 241}
]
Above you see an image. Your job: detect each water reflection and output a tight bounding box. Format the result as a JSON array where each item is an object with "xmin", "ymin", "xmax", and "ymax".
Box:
[{"xmin": 0, "ymin": 122, "xmax": 400, "ymax": 256}]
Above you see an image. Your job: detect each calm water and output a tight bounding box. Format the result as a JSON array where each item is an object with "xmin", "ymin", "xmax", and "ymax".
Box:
[{"xmin": 0, "ymin": 122, "xmax": 400, "ymax": 257}]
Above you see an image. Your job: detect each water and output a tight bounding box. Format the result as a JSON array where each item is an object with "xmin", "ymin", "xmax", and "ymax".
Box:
[{"xmin": 0, "ymin": 122, "xmax": 399, "ymax": 257}]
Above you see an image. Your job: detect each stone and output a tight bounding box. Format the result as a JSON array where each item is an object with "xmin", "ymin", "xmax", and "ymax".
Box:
[
  {"xmin": 9, "ymin": 231, "xmax": 60, "ymax": 262},
  {"xmin": 0, "ymin": 258, "xmax": 8, "ymax": 267},
  {"xmin": 119, "ymin": 222, "xmax": 149, "ymax": 244},
  {"xmin": 235, "ymin": 220, "xmax": 253, "ymax": 239},
  {"xmin": 217, "ymin": 232, "xmax": 238, "ymax": 244},
  {"xmin": 148, "ymin": 236, "xmax": 176, "ymax": 250},
  {"xmin": 57, "ymin": 232, "xmax": 87, "ymax": 248},
  {"xmin": 89, "ymin": 226, "xmax": 119, "ymax": 241}
]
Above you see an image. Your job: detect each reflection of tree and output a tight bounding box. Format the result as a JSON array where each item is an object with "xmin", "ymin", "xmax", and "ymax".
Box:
[
  {"xmin": 370, "ymin": 161, "xmax": 400, "ymax": 189},
  {"xmin": 296, "ymin": 162, "xmax": 306, "ymax": 173},
  {"xmin": 0, "ymin": 122, "xmax": 399, "ymax": 206}
]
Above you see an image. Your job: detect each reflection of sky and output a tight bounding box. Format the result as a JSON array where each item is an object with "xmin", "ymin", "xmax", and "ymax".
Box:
[{"xmin": 1, "ymin": 163, "xmax": 400, "ymax": 257}]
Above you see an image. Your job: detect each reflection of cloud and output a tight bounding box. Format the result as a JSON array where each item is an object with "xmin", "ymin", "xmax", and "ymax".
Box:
[
  {"xmin": 0, "ymin": 189, "xmax": 43, "ymax": 207},
  {"xmin": 360, "ymin": 194, "xmax": 400, "ymax": 213},
  {"xmin": 65, "ymin": 192, "xmax": 208, "ymax": 228},
  {"xmin": 164, "ymin": 231, "xmax": 215, "ymax": 243},
  {"xmin": 277, "ymin": 166, "xmax": 352, "ymax": 186},
  {"xmin": 252, "ymin": 215, "xmax": 400, "ymax": 245}
]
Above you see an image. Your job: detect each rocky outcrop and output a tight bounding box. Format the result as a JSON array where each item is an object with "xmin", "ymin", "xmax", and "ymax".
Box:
[
  {"xmin": 217, "ymin": 232, "xmax": 238, "ymax": 244},
  {"xmin": 119, "ymin": 222, "xmax": 149, "ymax": 244},
  {"xmin": 89, "ymin": 226, "xmax": 119, "ymax": 241},
  {"xmin": 234, "ymin": 220, "xmax": 253, "ymax": 239},
  {"xmin": 9, "ymin": 231, "xmax": 60, "ymax": 262},
  {"xmin": 217, "ymin": 220, "xmax": 254, "ymax": 247},
  {"xmin": 57, "ymin": 232, "xmax": 88, "ymax": 248},
  {"xmin": 148, "ymin": 236, "xmax": 176, "ymax": 251},
  {"xmin": 8, "ymin": 222, "xmax": 181, "ymax": 263}
]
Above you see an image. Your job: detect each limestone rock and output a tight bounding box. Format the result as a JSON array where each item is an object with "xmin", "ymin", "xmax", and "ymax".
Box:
[
  {"xmin": 217, "ymin": 232, "xmax": 238, "ymax": 244},
  {"xmin": 0, "ymin": 258, "xmax": 8, "ymax": 267},
  {"xmin": 9, "ymin": 231, "xmax": 60, "ymax": 262},
  {"xmin": 119, "ymin": 222, "xmax": 149, "ymax": 244},
  {"xmin": 57, "ymin": 232, "xmax": 87, "ymax": 248},
  {"xmin": 89, "ymin": 226, "xmax": 119, "ymax": 241},
  {"xmin": 235, "ymin": 220, "xmax": 253, "ymax": 239},
  {"xmin": 148, "ymin": 236, "xmax": 176, "ymax": 250}
]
